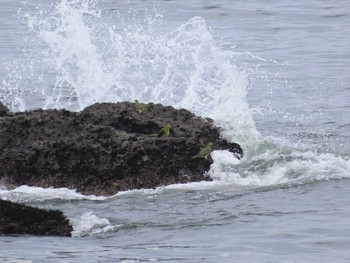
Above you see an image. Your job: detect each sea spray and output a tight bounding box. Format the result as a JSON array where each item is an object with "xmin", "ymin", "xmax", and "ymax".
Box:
[
  {"xmin": 3, "ymin": 0, "xmax": 258, "ymax": 146},
  {"xmin": 0, "ymin": 0, "xmax": 348, "ymax": 195},
  {"xmin": 71, "ymin": 211, "xmax": 120, "ymax": 237}
]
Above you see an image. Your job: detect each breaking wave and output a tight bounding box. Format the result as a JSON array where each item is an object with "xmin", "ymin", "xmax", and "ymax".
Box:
[{"xmin": 0, "ymin": 0, "xmax": 349, "ymax": 198}]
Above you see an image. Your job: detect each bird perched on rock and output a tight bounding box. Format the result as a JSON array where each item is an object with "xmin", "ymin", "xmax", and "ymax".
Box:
[
  {"xmin": 135, "ymin": 99, "xmax": 148, "ymax": 113},
  {"xmin": 192, "ymin": 142, "xmax": 213, "ymax": 159},
  {"xmin": 152, "ymin": 123, "xmax": 172, "ymax": 137},
  {"xmin": 160, "ymin": 123, "xmax": 171, "ymax": 137}
]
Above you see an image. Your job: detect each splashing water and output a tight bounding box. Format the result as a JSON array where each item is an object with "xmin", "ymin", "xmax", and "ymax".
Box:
[
  {"xmin": 8, "ymin": 0, "xmax": 256, "ymax": 144},
  {"xmin": 1, "ymin": 0, "xmax": 349, "ymax": 195},
  {"xmin": 6, "ymin": 0, "xmax": 256, "ymax": 142},
  {"xmin": 71, "ymin": 211, "xmax": 120, "ymax": 237}
]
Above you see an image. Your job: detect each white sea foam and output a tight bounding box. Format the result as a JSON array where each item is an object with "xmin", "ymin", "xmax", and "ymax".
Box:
[
  {"xmin": 70, "ymin": 211, "xmax": 121, "ymax": 237},
  {"xmin": 116, "ymin": 149, "xmax": 350, "ymax": 195},
  {"xmin": 0, "ymin": 185, "xmax": 107, "ymax": 203},
  {"xmin": 208, "ymin": 149, "xmax": 350, "ymax": 188}
]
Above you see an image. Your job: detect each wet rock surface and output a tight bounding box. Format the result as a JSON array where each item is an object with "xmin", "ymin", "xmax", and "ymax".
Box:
[
  {"xmin": 0, "ymin": 199, "xmax": 72, "ymax": 236},
  {"xmin": 0, "ymin": 101, "xmax": 9, "ymax": 117},
  {"xmin": 0, "ymin": 101, "xmax": 243, "ymax": 196}
]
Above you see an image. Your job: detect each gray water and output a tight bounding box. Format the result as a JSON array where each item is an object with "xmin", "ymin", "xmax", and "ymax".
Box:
[{"xmin": 0, "ymin": 0, "xmax": 350, "ymax": 262}]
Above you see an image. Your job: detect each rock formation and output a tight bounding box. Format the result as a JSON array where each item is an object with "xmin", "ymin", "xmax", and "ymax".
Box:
[
  {"xmin": 0, "ymin": 100, "xmax": 9, "ymax": 116},
  {"xmin": 0, "ymin": 199, "xmax": 72, "ymax": 236},
  {"xmin": 0, "ymin": 101, "xmax": 243, "ymax": 196}
]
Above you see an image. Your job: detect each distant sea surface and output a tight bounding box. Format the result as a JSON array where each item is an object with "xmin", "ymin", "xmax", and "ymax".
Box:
[{"xmin": 0, "ymin": 0, "xmax": 349, "ymax": 262}]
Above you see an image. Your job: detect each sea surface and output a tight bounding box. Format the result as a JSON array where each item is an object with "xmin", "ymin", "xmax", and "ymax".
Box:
[{"xmin": 0, "ymin": 0, "xmax": 350, "ymax": 262}]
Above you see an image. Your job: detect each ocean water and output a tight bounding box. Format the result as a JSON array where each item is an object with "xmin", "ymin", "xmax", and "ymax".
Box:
[{"xmin": 0, "ymin": 0, "xmax": 349, "ymax": 262}]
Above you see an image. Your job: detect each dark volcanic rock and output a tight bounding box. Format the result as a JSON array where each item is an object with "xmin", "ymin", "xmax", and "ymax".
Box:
[
  {"xmin": 0, "ymin": 101, "xmax": 243, "ymax": 196},
  {"xmin": 0, "ymin": 199, "xmax": 72, "ymax": 236},
  {"xmin": 0, "ymin": 101, "xmax": 9, "ymax": 116}
]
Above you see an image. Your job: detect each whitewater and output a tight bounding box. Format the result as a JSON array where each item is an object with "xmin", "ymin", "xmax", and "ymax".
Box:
[{"xmin": 0, "ymin": 0, "xmax": 349, "ymax": 262}]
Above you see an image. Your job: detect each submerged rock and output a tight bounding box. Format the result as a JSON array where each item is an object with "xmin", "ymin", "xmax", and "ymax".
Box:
[
  {"xmin": 0, "ymin": 199, "xmax": 72, "ymax": 236},
  {"xmin": 0, "ymin": 101, "xmax": 243, "ymax": 196}
]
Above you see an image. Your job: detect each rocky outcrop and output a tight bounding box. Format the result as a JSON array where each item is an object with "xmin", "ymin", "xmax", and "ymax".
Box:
[
  {"xmin": 0, "ymin": 199, "xmax": 72, "ymax": 236},
  {"xmin": 0, "ymin": 100, "xmax": 9, "ymax": 116},
  {"xmin": 0, "ymin": 101, "xmax": 243, "ymax": 196}
]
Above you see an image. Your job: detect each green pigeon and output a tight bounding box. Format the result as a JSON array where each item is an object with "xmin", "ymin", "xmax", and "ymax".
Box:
[
  {"xmin": 161, "ymin": 123, "xmax": 171, "ymax": 137},
  {"xmin": 135, "ymin": 99, "xmax": 147, "ymax": 113},
  {"xmin": 192, "ymin": 142, "xmax": 213, "ymax": 159},
  {"xmin": 152, "ymin": 123, "xmax": 172, "ymax": 137}
]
